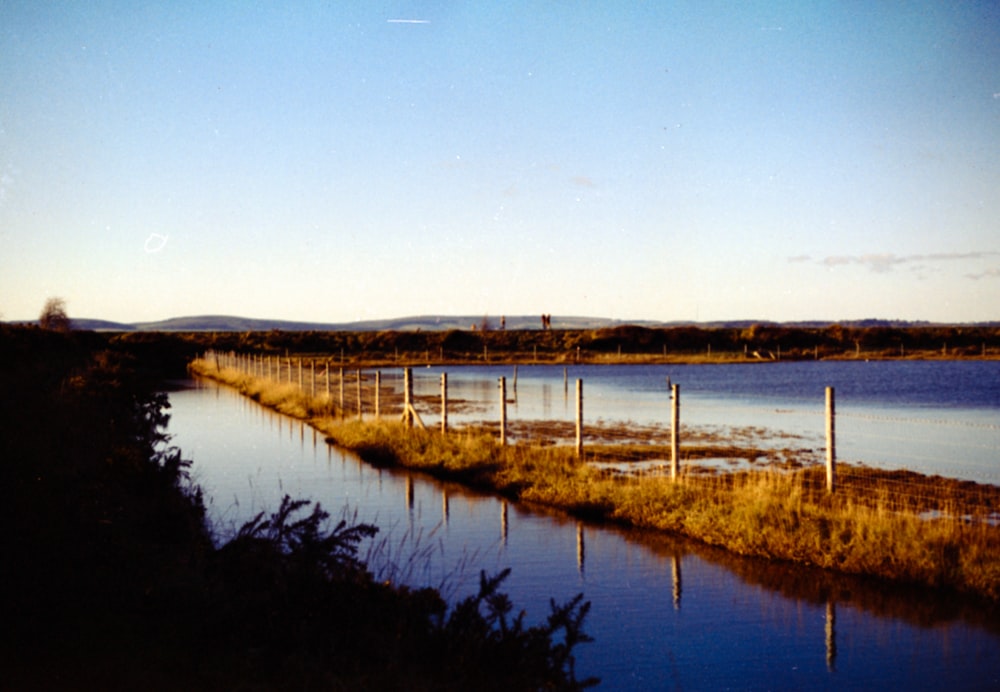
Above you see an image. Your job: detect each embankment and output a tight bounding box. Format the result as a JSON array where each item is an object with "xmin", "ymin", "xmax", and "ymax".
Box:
[{"xmin": 191, "ymin": 357, "xmax": 1000, "ymax": 602}]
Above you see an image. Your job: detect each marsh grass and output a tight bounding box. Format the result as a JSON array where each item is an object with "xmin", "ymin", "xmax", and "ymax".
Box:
[{"xmin": 192, "ymin": 358, "xmax": 1000, "ymax": 601}]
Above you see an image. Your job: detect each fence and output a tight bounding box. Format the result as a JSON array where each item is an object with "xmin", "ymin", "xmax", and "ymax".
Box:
[{"xmin": 203, "ymin": 352, "xmax": 1000, "ymax": 518}]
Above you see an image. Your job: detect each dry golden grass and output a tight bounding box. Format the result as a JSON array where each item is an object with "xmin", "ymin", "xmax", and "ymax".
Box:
[{"xmin": 190, "ymin": 358, "xmax": 1000, "ymax": 601}]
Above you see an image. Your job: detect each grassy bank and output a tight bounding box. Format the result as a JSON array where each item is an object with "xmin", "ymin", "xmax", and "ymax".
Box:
[{"xmin": 192, "ymin": 358, "xmax": 1000, "ymax": 602}]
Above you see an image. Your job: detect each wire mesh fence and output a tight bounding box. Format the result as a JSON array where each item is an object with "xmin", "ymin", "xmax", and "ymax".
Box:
[{"xmin": 207, "ymin": 353, "xmax": 1000, "ymax": 520}]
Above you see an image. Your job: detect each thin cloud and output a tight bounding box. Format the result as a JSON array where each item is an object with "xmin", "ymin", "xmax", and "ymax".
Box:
[
  {"xmin": 824, "ymin": 254, "xmax": 904, "ymax": 272},
  {"xmin": 816, "ymin": 251, "xmax": 1000, "ymax": 274},
  {"xmin": 965, "ymin": 267, "xmax": 1000, "ymax": 280},
  {"xmin": 787, "ymin": 254, "xmax": 811, "ymax": 263},
  {"xmin": 387, "ymin": 19, "xmax": 430, "ymax": 24},
  {"xmin": 571, "ymin": 175, "xmax": 596, "ymax": 188}
]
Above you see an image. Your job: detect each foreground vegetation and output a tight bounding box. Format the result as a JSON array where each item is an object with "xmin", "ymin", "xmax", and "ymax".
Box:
[
  {"xmin": 191, "ymin": 358, "xmax": 1000, "ymax": 603},
  {"xmin": 0, "ymin": 325, "xmax": 596, "ymax": 690}
]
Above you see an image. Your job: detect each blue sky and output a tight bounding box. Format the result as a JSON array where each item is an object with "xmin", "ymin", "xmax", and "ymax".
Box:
[{"xmin": 2, "ymin": 2, "xmax": 998, "ymax": 324}]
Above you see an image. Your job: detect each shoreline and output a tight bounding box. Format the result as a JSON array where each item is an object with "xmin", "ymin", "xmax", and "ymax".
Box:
[{"xmin": 189, "ymin": 358, "xmax": 1000, "ymax": 602}]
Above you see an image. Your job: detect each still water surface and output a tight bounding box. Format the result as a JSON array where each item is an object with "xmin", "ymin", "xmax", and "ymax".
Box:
[
  {"xmin": 168, "ymin": 368, "xmax": 1000, "ymax": 690},
  {"xmin": 406, "ymin": 361, "xmax": 1000, "ymax": 483}
]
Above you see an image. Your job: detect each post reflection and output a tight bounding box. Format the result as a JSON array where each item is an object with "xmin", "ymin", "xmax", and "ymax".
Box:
[
  {"xmin": 826, "ymin": 600, "xmax": 837, "ymax": 672},
  {"xmin": 672, "ymin": 553, "xmax": 682, "ymax": 611},
  {"xmin": 576, "ymin": 522, "xmax": 585, "ymax": 576},
  {"xmin": 501, "ymin": 500, "xmax": 508, "ymax": 546},
  {"xmin": 442, "ymin": 488, "xmax": 450, "ymax": 525}
]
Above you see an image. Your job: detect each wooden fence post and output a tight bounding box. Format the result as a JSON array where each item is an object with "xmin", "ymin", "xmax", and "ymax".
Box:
[
  {"xmin": 356, "ymin": 370, "xmax": 362, "ymax": 420},
  {"xmin": 375, "ymin": 371, "xmax": 381, "ymax": 419},
  {"xmin": 441, "ymin": 373, "xmax": 448, "ymax": 434},
  {"xmin": 339, "ymin": 368, "xmax": 345, "ymax": 415},
  {"xmin": 826, "ymin": 386, "xmax": 836, "ymax": 493},
  {"xmin": 575, "ymin": 378, "xmax": 583, "ymax": 457},
  {"xmin": 298, "ymin": 359, "xmax": 303, "ymax": 390},
  {"xmin": 403, "ymin": 367, "xmax": 413, "ymax": 428},
  {"xmin": 670, "ymin": 384, "xmax": 680, "ymax": 480},
  {"xmin": 310, "ymin": 360, "xmax": 316, "ymax": 398},
  {"xmin": 499, "ymin": 376, "xmax": 507, "ymax": 446}
]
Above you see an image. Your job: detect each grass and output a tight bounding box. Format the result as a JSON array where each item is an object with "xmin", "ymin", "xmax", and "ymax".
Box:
[{"xmin": 191, "ymin": 358, "xmax": 1000, "ymax": 602}]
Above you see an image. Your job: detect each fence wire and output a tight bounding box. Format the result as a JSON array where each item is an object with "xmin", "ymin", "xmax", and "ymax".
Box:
[{"xmin": 214, "ymin": 355, "xmax": 1000, "ymax": 518}]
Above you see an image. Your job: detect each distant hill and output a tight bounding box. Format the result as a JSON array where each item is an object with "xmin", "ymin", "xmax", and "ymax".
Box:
[
  {"xmin": 67, "ymin": 314, "xmax": 654, "ymax": 332},
  {"xmin": 29, "ymin": 314, "xmax": 1000, "ymax": 332}
]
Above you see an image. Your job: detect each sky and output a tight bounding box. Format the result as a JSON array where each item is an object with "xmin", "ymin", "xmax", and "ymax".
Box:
[{"xmin": 2, "ymin": 1, "xmax": 999, "ymax": 325}]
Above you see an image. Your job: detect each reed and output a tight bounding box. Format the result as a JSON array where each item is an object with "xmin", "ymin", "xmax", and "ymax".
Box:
[{"xmin": 190, "ymin": 358, "xmax": 1000, "ymax": 601}]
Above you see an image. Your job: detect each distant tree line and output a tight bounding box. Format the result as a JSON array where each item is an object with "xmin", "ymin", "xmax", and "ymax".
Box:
[{"xmin": 130, "ymin": 323, "xmax": 1000, "ymax": 362}]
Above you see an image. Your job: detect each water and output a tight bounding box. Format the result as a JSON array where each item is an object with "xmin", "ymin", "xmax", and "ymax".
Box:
[
  {"xmin": 401, "ymin": 361, "xmax": 1000, "ymax": 484},
  {"xmin": 167, "ymin": 366, "xmax": 1000, "ymax": 690}
]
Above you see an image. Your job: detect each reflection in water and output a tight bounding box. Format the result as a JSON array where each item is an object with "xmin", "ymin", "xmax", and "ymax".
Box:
[
  {"xmin": 672, "ymin": 554, "xmax": 682, "ymax": 612},
  {"xmin": 501, "ymin": 500, "xmax": 508, "ymax": 546},
  {"xmin": 171, "ymin": 379, "xmax": 1000, "ymax": 690},
  {"xmin": 826, "ymin": 600, "xmax": 837, "ymax": 672}
]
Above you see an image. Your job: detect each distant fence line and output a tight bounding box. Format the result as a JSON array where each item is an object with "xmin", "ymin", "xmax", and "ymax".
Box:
[{"xmin": 204, "ymin": 350, "xmax": 844, "ymax": 493}]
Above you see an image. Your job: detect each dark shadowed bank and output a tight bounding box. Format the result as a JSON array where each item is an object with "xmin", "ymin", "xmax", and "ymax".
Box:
[{"xmin": 0, "ymin": 324, "xmax": 596, "ymax": 691}]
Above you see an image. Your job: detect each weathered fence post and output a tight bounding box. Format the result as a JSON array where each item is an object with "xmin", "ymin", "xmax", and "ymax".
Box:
[
  {"xmin": 325, "ymin": 362, "xmax": 331, "ymax": 399},
  {"xmin": 440, "ymin": 373, "xmax": 448, "ymax": 434},
  {"xmin": 339, "ymin": 368, "xmax": 345, "ymax": 415},
  {"xmin": 826, "ymin": 386, "xmax": 836, "ymax": 493},
  {"xmin": 310, "ymin": 360, "xmax": 316, "ymax": 398},
  {"xmin": 403, "ymin": 367, "xmax": 413, "ymax": 428},
  {"xmin": 499, "ymin": 376, "xmax": 507, "ymax": 446},
  {"xmin": 298, "ymin": 359, "xmax": 303, "ymax": 391},
  {"xmin": 374, "ymin": 371, "xmax": 381, "ymax": 419},
  {"xmin": 356, "ymin": 370, "xmax": 362, "ymax": 420},
  {"xmin": 670, "ymin": 384, "xmax": 680, "ymax": 480},
  {"xmin": 575, "ymin": 378, "xmax": 583, "ymax": 457}
]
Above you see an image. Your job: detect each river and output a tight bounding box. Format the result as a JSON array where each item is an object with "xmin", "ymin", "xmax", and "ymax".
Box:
[{"xmin": 167, "ymin": 361, "xmax": 1000, "ymax": 689}]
